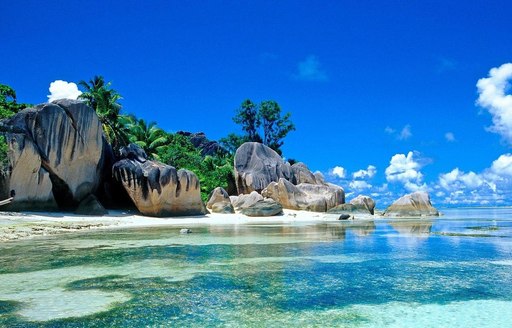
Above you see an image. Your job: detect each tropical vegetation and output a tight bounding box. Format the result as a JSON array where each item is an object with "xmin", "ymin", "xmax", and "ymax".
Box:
[{"xmin": 0, "ymin": 79, "xmax": 294, "ymax": 201}]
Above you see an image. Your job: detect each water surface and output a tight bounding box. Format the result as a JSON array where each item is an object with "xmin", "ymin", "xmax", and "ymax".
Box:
[{"xmin": 1, "ymin": 208, "xmax": 512, "ymax": 327}]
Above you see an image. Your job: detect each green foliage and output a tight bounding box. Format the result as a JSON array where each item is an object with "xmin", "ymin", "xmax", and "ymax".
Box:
[
  {"xmin": 227, "ymin": 99, "xmax": 295, "ymax": 155},
  {"xmin": 158, "ymin": 133, "xmax": 203, "ymax": 171},
  {"xmin": 78, "ymin": 76, "xmax": 128, "ymax": 151},
  {"xmin": 195, "ymin": 154, "xmax": 234, "ymax": 201},
  {"xmin": 233, "ymin": 99, "xmax": 262, "ymax": 142},
  {"xmin": 0, "ymin": 135, "xmax": 9, "ymax": 174},
  {"xmin": 124, "ymin": 117, "xmax": 168, "ymax": 160},
  {"xmin": 219, "ymin": 133, "xmax": 249, "ymax": 154},
  {"xmin": 0, "ymin": 84, "xmax": 30, "ymax": 119},
  {"xmin": 259, "ymin": 100, "xmax": 295, "ymax": 155}
]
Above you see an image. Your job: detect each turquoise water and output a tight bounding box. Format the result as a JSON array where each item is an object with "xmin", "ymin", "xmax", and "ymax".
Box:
[{"xmin": 1, "ymin": 208, "xmax": 512, "ymax": 327}]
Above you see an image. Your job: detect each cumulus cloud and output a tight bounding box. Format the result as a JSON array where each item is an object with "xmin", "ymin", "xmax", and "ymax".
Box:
[
  {"xmin": 330, "ymin": 166, "xmax": 346, "ymax": 179},
  {"xmin": 434, "ymin": 153, "xmax": 512, "ymax": 205},
  {"xmin": 445, "ymin": 132, "xmax": 456, "ymax": 142},
  {"xmin": 349, "ymin": 180, "xmax": 372, "ymax": 190},
  {"xmin": 48, "ymin": 80, "xmax": 82, "ymax": 102},
  {"xmin": 476, "ymin": 63, "xmax": 512, "ymax": 145},
  {"xmin": 293, "ymin": 55, "xmax": 328, "ymax": 81},
  {"xmin": 384, "ymin": 126, "xmax": 395, "ymax": 134},
  {"xmin": 353, "ymin": 165, "xmax": 377, "ymax": 179},
  {"xmin": 385, "ymin": 151, "xmax": 426, "ymax": 191}
]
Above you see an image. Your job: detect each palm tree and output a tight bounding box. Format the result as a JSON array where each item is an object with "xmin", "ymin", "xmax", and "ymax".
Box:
[
  {"xmin": 126, "ymin": 118, "xmax": 168, "ymax": 160},
  {"xmin": 79, "ymin": 76, "xmax": 128, "ymax": 150}
]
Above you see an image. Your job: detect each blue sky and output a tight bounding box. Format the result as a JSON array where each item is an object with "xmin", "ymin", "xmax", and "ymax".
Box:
[{"xmin": 2, "ymin": 1, "xmax": 512, "ymax": 207}]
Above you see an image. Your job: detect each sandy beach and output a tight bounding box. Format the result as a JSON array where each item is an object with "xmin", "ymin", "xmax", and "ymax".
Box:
[{"xmin": 0, "ymin": 209, "xmax": 370, "ymax": 242}]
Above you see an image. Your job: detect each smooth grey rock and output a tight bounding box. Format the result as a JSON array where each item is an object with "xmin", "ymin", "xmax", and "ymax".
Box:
[
  {"xmin": 0, "ymin": 99, "xmax": 106, "ymax": 211},
  {"xmin": 207, "ymin": 187, "xmax": 231, "ymax": 209},
  {"xmin": 211, "ymin": 201, "xmax": 235, "ymax": 214},
  {"xmin": 113, "ymin": 144, "xmax": 206, "ymax": 217},
  {"xmin": 349, "ymin": 195, "xmax": 376, "ymax": 215},
  {"xmin": 262, "ymin": 178, "xmax": 345, "ymax": 212},
  {"xmin": 234, "ymin": 142, "xmax": 292, "ymax": 194},
  {"xmin": 240, "ymin": 199, "xmax": 283, "ymax": 217},
  {"xmin": 231, "ymin": 191, "xmax": 264, "ymax": 211},
  {"xmin": 384, "ymin": 191, "xmax": 439, "ymax": 217},
  {"xmin": 290, "ymin": 162, "xmax": 317, "ymax": 185}
]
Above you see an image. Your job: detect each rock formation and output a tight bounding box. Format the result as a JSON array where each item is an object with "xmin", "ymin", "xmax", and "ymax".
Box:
[
  {"xmin": 262, "ymin": 178, "xmax": 344, "ymax": 212},
  {"xmin": 234, "ymin": 142, "xmax": 293, "ymax": 194},
  {"xmin": 177, "ymin": 131, "xmax": 226, "ymax": 157},
  {"xmin": 240, "ymin": 199, "xmax": 283, "ymax": 217},
  {"xmin": 384, "ymin": 191, "xmax": 439, "ymax": 217},
  {"xmin": 349, "ymin": 195, "xmax": 376, "ymax": 215},
  {"xmin": 0, "ymin": 99, "xmax": 106, "ymax": 211},
  {"xmin": 231, "ymin": 191, "xmax": 264, "ymax": 211},
  {"xmin": 207, "ymin": 187, "xmax": 234, "ymax": 213},
  {"xmin": 112, "ymin": 144, "xmax": 206, "ymax": 217}
]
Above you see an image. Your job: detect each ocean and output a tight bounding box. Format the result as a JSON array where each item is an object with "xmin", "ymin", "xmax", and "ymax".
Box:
[{"xmin": 1, "ymin": 208, "xmax": 511, "ymax": 327}]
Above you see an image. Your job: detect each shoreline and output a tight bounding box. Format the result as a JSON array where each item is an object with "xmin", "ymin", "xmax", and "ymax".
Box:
[{"xmin": 0, "ymin": 209, "xmax": 373, "ymax": 242}]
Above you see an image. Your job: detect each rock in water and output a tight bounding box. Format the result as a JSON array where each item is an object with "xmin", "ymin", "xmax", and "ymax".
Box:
[
  {"xmin": 112, "ymin": 144, "xmax": 206, "ymax": 217},
  {"xmin": 0, "ymin": 99, "xmax": 106, "ymax": 211},
  {"xmin": 262, "ymin": 178, "xmax": 344, "ymax": 212},
  {"xmin": 234, "ymin": 142, "xmax": 292, "ymax": 194},
  {"xmin": 240, "ymin": 199, "xmax": 283, "ymax": 217},
  {"xmin": 350, "ymin": 195, "xmax": 376, "ymax": 215},
  {"xmin": 384, "ymin": 191, "xmax": 439, "ymax": 217}
]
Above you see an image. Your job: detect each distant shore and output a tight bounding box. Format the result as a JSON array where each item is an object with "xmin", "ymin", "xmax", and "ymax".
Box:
[{"xmin": 0, "ymin": 210, "xmax": 376, "ymax": 242}]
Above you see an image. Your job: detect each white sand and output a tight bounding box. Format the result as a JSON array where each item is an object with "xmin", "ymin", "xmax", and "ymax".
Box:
[{"xmin": 0, "ymin": 209, "xmax": 369, "ymax": 242}]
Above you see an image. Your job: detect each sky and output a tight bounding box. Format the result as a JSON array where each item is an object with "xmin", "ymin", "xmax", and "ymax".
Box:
[{"xmin": 2, "ymin": 1, "xmax": 512, "ymax": 207}]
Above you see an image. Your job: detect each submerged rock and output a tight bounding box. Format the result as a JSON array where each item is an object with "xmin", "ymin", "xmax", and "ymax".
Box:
[
  {"xmin": 0, "ymin": 99, "xmax": 106, "ymax": 211},
  {"xmin": 384, "ymin": 191, "xmax": 439, "ymax": 217},
  {"xmin": 112, "ymin": 144, "xmax": 206, "ymax": 217},
  {"xmin": 240, "ymin": 199, "xmax": 283, "ymax": 217}
]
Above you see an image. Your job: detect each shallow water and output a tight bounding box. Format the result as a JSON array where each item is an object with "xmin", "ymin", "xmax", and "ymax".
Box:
[{"xmin": 1, "ymin": 208, "xmax": 512, "ymax": 327}]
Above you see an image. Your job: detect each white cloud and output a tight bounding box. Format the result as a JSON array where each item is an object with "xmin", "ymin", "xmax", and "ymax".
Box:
[
  {"xmin": 476, "ymin": 63, "xmax": 512, "ymax": 145},
  {"xmin": 385, "ymin": 125, "xmax": 412, "ymax": 140},
  {"xmin": 48, "ymin": 80, "xmax": 82, "ymax": 102},
  {"xmin": 445, "ymin": 132, "xmax": 456, "ymax": 142},
  {"xmin": 349, "ymin": 180, "xmax": 372, "ymax": 190},
  {"xmin": 293, "ymin": 55, "xmax": 328, "ymax": 81},
  {"xmin": 330, "ymin": 166, "xmax": 346, "ymax": 179},
  {"xmin": 385, "ymin": 151, "xmax": 425, "ymax": 191},
  {"xmin": 353, "ymin": 165, "xmax": 377, "ymax": 179},
  {"xmin": 398, "ymin": 125, "xmax": 412, "ymax": 140},
  {"xmin": 384, "ymin": 126, "xmax": 395, "ymax": 134},
  {"xmin": 490, "ymin": 153, "xmax": 512, "ymax": 176},
  {"xmin": 434, "ymin": 153, "xmax": 512, "ymax": 205}
]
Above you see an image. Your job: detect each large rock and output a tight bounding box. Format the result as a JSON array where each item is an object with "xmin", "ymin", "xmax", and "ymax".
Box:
[
  {"xmin": 207, "ymin": 187, "xmax": 234, "ymax": 214},
  {"xmin": 290, "ymin": 162, "xmax": 318, "ymax": 185},
  {"xmin": 384, "ymin": 191, "xmax": 439, "ymax": 217},
  {"xmin": 240, "ymin": 199, "xmax": 283, "ymax": 217},
  {"xmin": 0, "ymin": 99, "xmax": 106, "ymax": 211},
  {"xmin": 234, "ymin": 142, "xmax": 292, "ymax": 194},
  {"xmin": 349, "ymin": 195, "xmax": 376, "ymax": 215},
  {"xmin": 112, "ymin": 144, "xmax": 205, "ymax": 217},
  {"xmin": 231, "ymin": 191, "xmax": 263, "ymax": 211},
  {"xmin": 262, "ymin": 178, "xmax": 344, "ymax": 212},
  {"xmin": 327, "ymin": 203, "xmax": 371, "ymax": 215}
]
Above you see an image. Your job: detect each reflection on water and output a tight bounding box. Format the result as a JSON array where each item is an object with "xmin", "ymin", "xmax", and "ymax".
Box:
[
  {"xmin": 390, "ymin": 220, "xmax": 433, "ymax": 236},
  {"xmin": 0, "ymin": 209, "xmax": 512, "ymax": 327}
]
